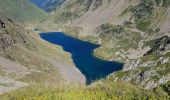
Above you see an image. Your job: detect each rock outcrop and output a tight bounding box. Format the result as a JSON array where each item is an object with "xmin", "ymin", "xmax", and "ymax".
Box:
[
  {"xmin": 144, "ymin": 35, "xmax": 170, "ymax": 56},
  {"xmin": 0, "ymin": 17, "xmax": 36, "ymax": 54}
]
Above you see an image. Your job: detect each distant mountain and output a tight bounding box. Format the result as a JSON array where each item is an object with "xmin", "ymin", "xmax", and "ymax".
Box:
[
  {"xmin": 30, "ymin": 0, "xmax": 67, "ymax": 12},
  {"xmin": 0, "ymin": 0, "xmax": 48, "ymax": 22}
]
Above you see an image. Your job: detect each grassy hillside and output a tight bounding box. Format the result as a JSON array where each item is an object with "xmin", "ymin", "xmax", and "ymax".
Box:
[
  {"xmin": 1, "ymin": 80, "xmax": 169, "ymax": 100},
  {"xmin": 0, "ymin": 0, "xmax": 48, "ymax": 22}
]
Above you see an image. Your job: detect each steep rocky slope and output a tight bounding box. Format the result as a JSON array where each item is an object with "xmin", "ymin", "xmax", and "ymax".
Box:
[{"xmin": 0, "ymin": 0, "xmax": 47, "ymax": 22}]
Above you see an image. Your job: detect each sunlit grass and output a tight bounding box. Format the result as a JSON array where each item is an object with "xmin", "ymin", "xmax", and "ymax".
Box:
[{"xmin": 1, "ymin": 80, "xmax": 169, "ymax": 100}]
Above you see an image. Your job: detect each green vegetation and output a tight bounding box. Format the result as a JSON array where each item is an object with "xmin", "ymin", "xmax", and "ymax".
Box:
[
  {"xmin": 54, "ymin": 11, "xmax": 79, "ymax": 23},
  {"xmin": 115, "ymin": 71, "xmax": 128, "ymax": 78},
  {"xmin": 160, "ymin": 81, "xmax": 170, "ymax": 95},
  {"xmin": 100, "ymin": 23, "xmax": 125, "ymax": 34},
  {"xmin": 155, "ymin": 0, "xmax": 170, "ymax": 7},
  {"xmin": 92, "ymin": 0, "xmax": 103, "ymax": 11},
  {"xmin": 0, "ymin": 0, "xmax": 169, "ymax": 99},
  {"xmin": 156, "ymin": 63, "xmax": 170, "ymax": 76},
  {"xmin": 141, "ymin": 54, "xmax": 159, "ymax": 62},
  {"xmin": 132, "ymin": 0, "xmax": 170, "ymax": 31},
  {"xmin": 0, "ymin": 0, "xmax": 47, "ymax": 22},
  {"xmin": 92, "ymin": 23, "xmax": 142, "ymax": 61},
  {"xmin": 143, "ymin": 35, "xmax": 170, "ymax": 55},
  {"xmin": 132, "ymin": 0, "xmax": 154, "ymax": 21},
  {"xmin": 162, "ymin": 0, "xmax": 170, "ymax": 7},
  {"xmin": 123, "ymin": 21, "xmax": 135, "ymax": 28},
  {"xmin": 1, "ymin": 80, "xmax": 169, "ymax": 100},
  {"xmin": 164, "ymin": 52, "xmax": 170, "ymax": 57},
  {"xmin": 155, "ymin": 0, "xmax": 162, "ymax": 6},
  {"xmin": 136, "ymin": 20, "xmax": 151, "ymax": 31},
  {"xmin": 76, "ymin": 0, "xmax": 93, "ymax": 11},
  {"xmin": 0, "ymin": 68, "xmax": 6, "ymax": 76},
  {"xmin": 50, "ymin": 0, "xmax": 104, "ymax": 23},
  {"xmin": 120, "ymin": 0, "xmax": 170, "ymax": 32}
]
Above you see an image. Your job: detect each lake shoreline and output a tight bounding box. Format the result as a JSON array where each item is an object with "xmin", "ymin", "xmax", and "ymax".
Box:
[
  {"xmin": 34, "ymin": 31, "xmax": 86, "ymax": 84},
  {"xmin": 40, "ymin": 32, "xmax": 123, "ymax": 84},
  {"xmin": 40, "ymin": 31, "xmax": 123, "ymax": 64}
]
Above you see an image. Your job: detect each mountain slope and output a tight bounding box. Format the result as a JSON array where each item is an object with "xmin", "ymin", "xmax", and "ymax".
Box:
[
  {"xmin": 0, "ymin": 0, "xmax": 169, "ymax": 99},
  {"xmin": 45, "ymin": 0, "xmax": 170, "ymax": 89},
  {"xmin": 1, "ymin": 79, "xmax": 169, "ymax": 99},
  {"xmin": 0, "ymin": 16, "xmax": 85, "ymax": 94},
  {"xmin": 30, "ymin": 0, "xmax": 67, "ymax": 12},
  {"xmin": 42, "ymin": 0, "xmax": 67, "ymax": 12},
  {"xmin": 46, "ymin": 0, "xmax": 136, "ymax": 35},
  {"xmin": 0, "ymin": 0, "xmax": 48, "ymax": 22},
  {"xmin": 48, "ymin": 0, "xmax": 170, "ymax": 35}
]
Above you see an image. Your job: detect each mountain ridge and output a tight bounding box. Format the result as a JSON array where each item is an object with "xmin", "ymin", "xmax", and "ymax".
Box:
[
  {"xmin": 0, "ymin": 0, "xmax": 48, "ymax": 22},
  {"xmin": 30, "ymin": 0, "xmax": 67, "ymax": 12}
]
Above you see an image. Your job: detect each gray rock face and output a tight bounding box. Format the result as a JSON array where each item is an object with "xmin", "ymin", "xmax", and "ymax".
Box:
[
  {"xmin": 0, "ymin": 17, "xmax": 36, "ymax": 54},
  {"xmin": 140, "ymin": 60, "xmax": 157, "ymax": 67},
  {"xmin": 144, "ymin": 35, "xmax": 170, "ymax": 56},
  {"xmin": 0, "ymin": 34, "xmax": 14, "ymax": 53},
  {"xmin": 123, "ymin": 59, "xmax": 140, "ymax": 71},
  {"xmin": 113, "ymin": 46, "xmax": 170, "ymax": 89},
  {"xmin": 145, "ymin": 74, "xmax": 170, "ymax": 89},
  {"xmin": 165, "ymin": 43, "xmax": 170, "ymax": 50},
  {"xmin": 158, "ymin": 75, "xmax": 170, "ymax": 84},
  {"xmin": 0, "ymin": 19, "xmax": 5, "ymax": 28},
  {"xmin": 159, "ymin": 57, "xmax": 169, "ymax": 64},
  {"xmin": 121, "ymin": 36, "xmax": 170, "ymax": 89},
  {"xmin": 145, "ymin": 81, "xmax": 158, "ymax": 89}
]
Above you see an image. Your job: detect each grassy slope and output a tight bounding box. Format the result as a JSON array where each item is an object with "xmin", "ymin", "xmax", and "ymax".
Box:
[
  {"xmin": 0, "ymin": 80, "xmax": 169, "ymax": 100},
  {"xmin": 0, "ymin": 0, "xmax": 48, "ymax": 22}
]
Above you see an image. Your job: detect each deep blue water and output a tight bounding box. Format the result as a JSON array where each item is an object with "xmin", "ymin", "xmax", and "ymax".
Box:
[{"xmin": 40, "ymin": 32, "xmax": 123, "ymax": 84}]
